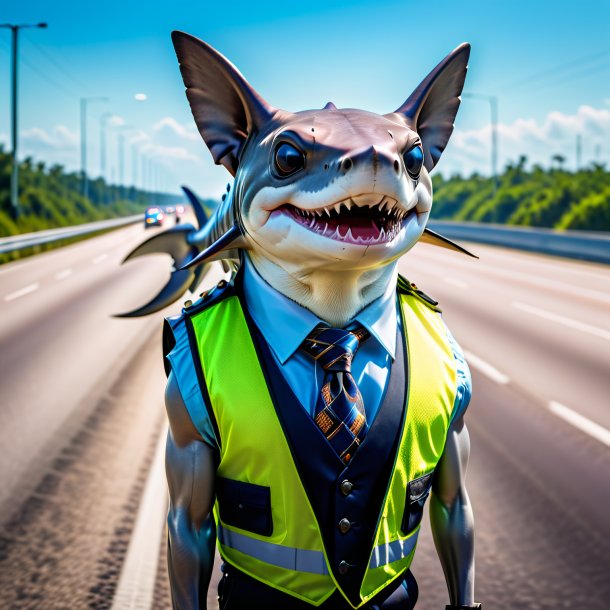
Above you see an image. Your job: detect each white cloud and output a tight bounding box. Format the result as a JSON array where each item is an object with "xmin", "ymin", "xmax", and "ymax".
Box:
[
  {"xmin": 108, "ymin": 114, "xmax": 126, "ymax": 127},
  {"xmin": 440, "ymin": 104, "xmax": 610, "ymax": 176},
  {"xmin": 153, "ymin": 117, "xmax": 199, "ymax": 142},
  {"xmin": 21, "ymin": 125, "xmax": 78, "ymax": 151}
]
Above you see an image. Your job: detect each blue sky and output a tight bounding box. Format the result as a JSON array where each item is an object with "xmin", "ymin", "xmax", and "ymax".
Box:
[{"xmin": 1, "ymin": 0, "xmax": 609, "ymax": 197}]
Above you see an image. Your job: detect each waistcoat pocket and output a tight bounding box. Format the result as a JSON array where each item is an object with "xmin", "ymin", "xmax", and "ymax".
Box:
[
  {"xmin": 217, "ymin": 477, "xmax": 273, "ymax": 537},
  {"xmin": 401, "ymin": 471, "xmax": 434, "ymax": 535}
]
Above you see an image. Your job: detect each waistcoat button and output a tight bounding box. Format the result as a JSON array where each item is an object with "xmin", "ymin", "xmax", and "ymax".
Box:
[
  {"xmin": 340, "ymin": 480, "xmax": 353, "ymax": 496},
  {"xmin": 338, "ymin": 518, "xmax": 351, "ymax": 534},
  {"xmin": 338, "ymin": 560, "xmax": 349, "ymax": 575}
]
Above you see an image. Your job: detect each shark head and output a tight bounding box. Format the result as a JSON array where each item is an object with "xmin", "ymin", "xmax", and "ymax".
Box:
[{"xmin": 174, "ymin": 32, "xmax": 470, "ymax": 275}]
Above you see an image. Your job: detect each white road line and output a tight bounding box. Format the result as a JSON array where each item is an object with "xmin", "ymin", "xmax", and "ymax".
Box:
[
  {"xmin": 463, "ymin": 350, "xmax": 510, "ymax": 385},
  {"xmin": 54, "ymin": 268, "xmax": 73, "ymax": 280},
  {"xmin": 512, "ymin": 301, "xmax": 610, "ymax": 342},
  {"xmin": 92, "ymin": 253, "xmax": 108, "ymax": 264},
  {"xmin": 548, "ymin": 401, "xmax": 610, "ymax": 448},
  {"xmin": 413, "ymin": 250, "xmax": 610, "ymax": 305},
  {"xmin": 111, "ymin": 426, "xmax": 168, "ymax": 610},
  {"xmin": 4, "ymin": 283, "xmax": 39, "ymax": 302},
  {"xmin": 444, "ymin": 277, "xmax": 469, "ymax": 289}
]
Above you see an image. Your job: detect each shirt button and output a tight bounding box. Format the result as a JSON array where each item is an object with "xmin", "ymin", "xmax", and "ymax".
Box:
[
  {"xmin": 340, "ymin": 480, "xmax": 353, "ymax": 496},
  {"xmin": 338, "ymin": 518, "xmax": 351, "ymax": 534},
  {"xmin": 338, "ymin": 560, "xmax": 350, "ymax": 575}
]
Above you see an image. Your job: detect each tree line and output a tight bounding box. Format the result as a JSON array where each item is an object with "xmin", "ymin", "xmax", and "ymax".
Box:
[
  {"xmin": 0, "ymin": 145, "xmax": 177, "ymax": 238},
  {"xmin": 430, "ymin": 156, "xmax": 610, "ymax": 231}
]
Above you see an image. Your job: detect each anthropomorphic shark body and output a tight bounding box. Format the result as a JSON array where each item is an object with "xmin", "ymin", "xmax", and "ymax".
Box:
[
  {"xmin": 143, "ymin": 32, "xmax": 481, "ymax": 610},
  {"xmin": 118, "ymin": 33, "xmax": 475, "ymax": 321}
]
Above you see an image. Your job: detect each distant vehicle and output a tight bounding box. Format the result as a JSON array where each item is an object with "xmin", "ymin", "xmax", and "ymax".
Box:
[
  {"xmin": 165, "ymin": 206, "xmax": 176, "ymax": 214},
  {"xmin": 144, "ymin": 207, "xmax": 165, "ymax": 228}
]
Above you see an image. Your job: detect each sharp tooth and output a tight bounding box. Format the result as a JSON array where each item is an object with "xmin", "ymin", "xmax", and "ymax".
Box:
[
  {"xmin": 379, "ymin": 227, "xmax": 386, "ymax": 240},
  {"xmin": 335, "ymin": 202, "xmax": 342, "ymax": 214},
  {"xmin": 323, "ymin": 223, "xmax": 329, "ymax": 234},
  {"xmin": 324, "ymin": 207, "xmax": 331, "ymax": 217},
  {"xmin": 315, "ymin": 208, "xmax": 323, "ymax": 217},
  {"xmin": 345, "ymin": 227, "xmax": 353, "ymax": 241},
  {"xmin": 344, "ymin": 200, "xmax": 352, "ymax": 211}
]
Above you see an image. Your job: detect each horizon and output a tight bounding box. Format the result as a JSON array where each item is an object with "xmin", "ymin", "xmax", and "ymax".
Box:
[{"xmin": 1, "ymin": 0, "xmax": 609, "ymax": 198}]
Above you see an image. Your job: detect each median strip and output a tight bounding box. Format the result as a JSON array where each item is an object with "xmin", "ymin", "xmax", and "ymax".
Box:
[
  {"xmin": 4, "ymin": 283, "xmax": 39, "ymax": 302},
  {"xmin": 463, "ymin": 350, "xmax": 510, "ymax": 385},
  {"xmin": 512, "ymin": 301, "xmax": 610, "ymax": 342},
  {"xmin": 548, "ymin": 401, "xmax": 610, "ymax": 449}
]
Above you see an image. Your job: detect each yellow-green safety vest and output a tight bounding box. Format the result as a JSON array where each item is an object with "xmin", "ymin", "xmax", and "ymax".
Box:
[{"xmin": 184, "ymin": 280, "xmax": 457, "ymax": 608}]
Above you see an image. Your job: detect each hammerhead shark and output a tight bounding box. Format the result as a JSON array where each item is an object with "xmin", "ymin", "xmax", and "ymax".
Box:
[{"xmin": 118, "ymin": 32, "xmax": 475, "ymax": 320}]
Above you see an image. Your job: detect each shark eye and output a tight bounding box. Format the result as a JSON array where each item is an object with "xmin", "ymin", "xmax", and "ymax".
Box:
[
  {"xmin": 274, "ymin": 142, "xmax": 305, "ymax": 176},
  {"xmin": 403, "ymin": 145, "xmax": 424, "ymax": 180}
]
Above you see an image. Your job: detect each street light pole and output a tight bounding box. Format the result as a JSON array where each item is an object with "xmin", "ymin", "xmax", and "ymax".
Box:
[
  {"xmin": 0, "ymin": 22, "xmax": 48, "ymax": 217},
  {"xmin": 80, "ymin": 96, "xmax": 108, "ymax": 201}
]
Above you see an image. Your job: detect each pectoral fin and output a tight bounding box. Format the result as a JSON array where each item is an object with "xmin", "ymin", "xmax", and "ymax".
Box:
[{"xmin": 420, "ymin": 228, "xmax": 478, "ymax": 258}]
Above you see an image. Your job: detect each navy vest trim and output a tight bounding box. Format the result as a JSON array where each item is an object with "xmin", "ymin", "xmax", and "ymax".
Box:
[{"xmin": 235, "ymin": 276, "xmax": 408, "ymax": 606}]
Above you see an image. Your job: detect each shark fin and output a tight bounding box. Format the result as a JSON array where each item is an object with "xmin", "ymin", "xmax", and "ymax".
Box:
[
  {"xmin": 180, "ymin": 223, "xmax": 247, "ymax": 270},
  {"xmin": 181, "ymin": 185, "xmax": 210, "ymax": 229},
  {"xmin": 420, "ymin": 228, "xmax": 478, "ymax": 258}
]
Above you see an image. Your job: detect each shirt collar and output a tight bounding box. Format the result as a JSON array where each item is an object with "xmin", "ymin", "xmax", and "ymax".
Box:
[
  {"xmin": 242, "ymin": 256, "xmax": 398, "ymax": 364},
  {"xmin": 352, "ymin": 266, "xmax": 398, "ymax": 360}
]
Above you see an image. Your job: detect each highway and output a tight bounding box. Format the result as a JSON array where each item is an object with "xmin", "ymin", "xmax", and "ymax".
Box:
[{"xmin": 0, "ymin": 224, "xmax": 608, "ymax": 609}]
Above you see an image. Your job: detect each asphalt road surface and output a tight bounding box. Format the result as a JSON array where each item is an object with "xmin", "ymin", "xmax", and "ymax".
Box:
[{"xmin": 0, "ymin": 225, "xmax": 608, "ymax": 610}]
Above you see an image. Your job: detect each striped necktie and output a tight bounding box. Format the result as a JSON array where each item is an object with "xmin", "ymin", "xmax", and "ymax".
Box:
[{"xmin": 301, "ymin": 325, "xmax": 370, "ymax": 463}]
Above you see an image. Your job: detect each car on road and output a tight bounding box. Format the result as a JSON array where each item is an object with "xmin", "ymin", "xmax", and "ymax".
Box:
[{"xmin": 144, "ymin": 206, "xmax": 165, "ymax": 228}]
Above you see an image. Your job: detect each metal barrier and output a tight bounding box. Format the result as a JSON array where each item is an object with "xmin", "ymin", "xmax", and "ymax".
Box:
[
  {"xmin": 0, "ymin": 214, "xmax": 143, "ymax": 255},
  {"xmin": 428, "ymin": 221, "xmax": 610, "ymax": 265}
]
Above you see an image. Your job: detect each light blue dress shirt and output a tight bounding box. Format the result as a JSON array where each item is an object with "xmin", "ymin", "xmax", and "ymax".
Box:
[{"xmin": 166, "ymin": 256, "xmax": 472, "ymax": 449}]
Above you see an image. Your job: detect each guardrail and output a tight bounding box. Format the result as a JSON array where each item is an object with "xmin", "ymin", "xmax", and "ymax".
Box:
[
  {"xmin": 427, "ymin": 221, "xmax": 610, "ymax": 265},
  {"xmin": 0, "ymin": 214, "xmax": 143, "ymax": 255}
]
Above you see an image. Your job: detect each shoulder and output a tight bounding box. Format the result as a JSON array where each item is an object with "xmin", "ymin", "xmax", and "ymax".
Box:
[
  {"xmin": 165, "ymin": 371, "xmax": 203, "ymax": 445},
  {"xmin": 440, "ymin": 320, "xmax": 472, "ymax": 422}
]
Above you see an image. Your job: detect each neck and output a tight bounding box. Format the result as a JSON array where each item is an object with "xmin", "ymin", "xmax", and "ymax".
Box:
[{"xmin": 247, "ymin": 253, "xmax": 397, "ymax": 327}]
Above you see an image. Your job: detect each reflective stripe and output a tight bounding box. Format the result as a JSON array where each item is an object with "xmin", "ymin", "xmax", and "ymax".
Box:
[
  {"xmin": 219, "ymin": 525, "xmax": 418, "ymax": 574},
  {"xmin": 369, "ymin": 532, "xmax": 420, "ymax": 569},
  {"xmin": 218, "ymin": 526, "xmax": 329, "ymax": 575}
]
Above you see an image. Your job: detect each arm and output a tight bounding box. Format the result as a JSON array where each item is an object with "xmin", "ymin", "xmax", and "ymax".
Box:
[
  {"xmin": 165, "ymin": 371, "xmax": 217, "ymax": 610},
  {"xmin": 429, "ymin": 415, "xmax": 476, "ymax": 607}
]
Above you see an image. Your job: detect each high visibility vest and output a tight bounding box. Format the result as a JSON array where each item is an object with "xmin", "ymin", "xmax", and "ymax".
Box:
[{"xmin": 180, "ymin": 277, "xmax": 457, "ymax": 608}]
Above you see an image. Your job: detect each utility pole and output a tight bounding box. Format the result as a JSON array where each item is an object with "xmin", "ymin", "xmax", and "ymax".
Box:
[
  {"xmin": 0, "ymin": 22, "xmax": 48, "ymax": 217},
  {"xmin": 80, "ymin": 96, "xmax": 108, "ymax": 201}
]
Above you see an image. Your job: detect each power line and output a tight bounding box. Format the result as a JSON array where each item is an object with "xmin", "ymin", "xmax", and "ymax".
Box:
[
  {"xmin": 24, "ymin": 33, "xmax": 90, "ymax": 93},
  {"xmin": 501, "ymin": 49, "xmax": 610, "ymax": 91}
]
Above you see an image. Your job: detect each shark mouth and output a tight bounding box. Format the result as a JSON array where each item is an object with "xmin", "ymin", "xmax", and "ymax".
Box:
[{"xmin": 277, "ymin": 195, "xmax": 414, "ymax": 245}]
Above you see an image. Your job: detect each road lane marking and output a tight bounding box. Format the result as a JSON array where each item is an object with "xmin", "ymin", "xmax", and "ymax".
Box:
[
  {"xmin": 92, "ymin": 253, "xmax": 108, "ymax": 264},
  {"xmin": 512, "ymin": 301, "xmax": 610, "ymax": 342},
  {"xmin": 54, "ymin": 268, "xmax": 72, "ymax": 280},
  {"xmin": 548, "ymin": 401, "xmax": 610, "ymax": 448},
  {"xmin": 463, "ymin": 350, "xmax": 510, "ymax": 385},
  {"xmin": 412, "ymin": 250, "xmax": 610, "ymax": 305},
  {"xmin": 444, "ymin": 277, "xmax": 468, "ymax": 289},
  {"xmin": 4, "ymin": 283, "xmax": 39, "ymax": 302},
  {"xmin": 111, "ymin": 426, "xmax": 167, "ymax": 610}
]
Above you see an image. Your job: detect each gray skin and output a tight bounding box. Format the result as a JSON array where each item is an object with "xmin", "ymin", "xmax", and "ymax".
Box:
[{"xmin": 163, "ymin": 32, "xmax": 476, "ymax": 608}]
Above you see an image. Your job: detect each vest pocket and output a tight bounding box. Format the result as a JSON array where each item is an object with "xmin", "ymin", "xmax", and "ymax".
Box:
[
  {"xmin": 216, "ymin": 477, "xmax": 273, "ymax": 537},
  {"xmin": 401, "ymin": 471, "xmax": 434, "ymax": 535}
]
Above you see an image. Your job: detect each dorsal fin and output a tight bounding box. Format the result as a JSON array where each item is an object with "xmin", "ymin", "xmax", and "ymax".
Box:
[
  {"xmin": 181, "ymin": 185, "xmax": 209, "ymax": 229},
  {"xmin": 323, "ymin": 101, "xmax": 337, "ymax": 110}
]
